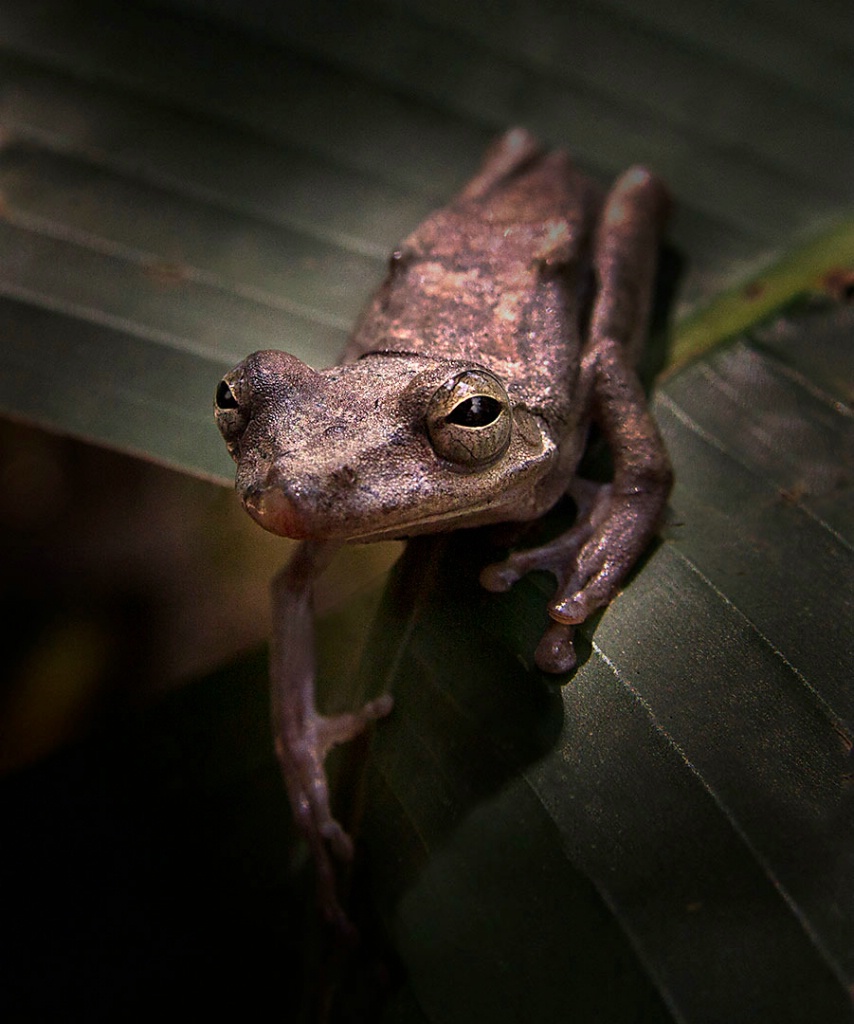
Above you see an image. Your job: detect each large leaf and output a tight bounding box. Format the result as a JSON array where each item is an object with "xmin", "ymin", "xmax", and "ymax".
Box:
[{"xmin": 0, "ymin": 0, "xmax": 852, "ymax": 1020}]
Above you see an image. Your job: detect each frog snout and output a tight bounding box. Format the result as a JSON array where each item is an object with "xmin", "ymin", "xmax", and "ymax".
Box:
[{"xmin": 242, "ymin": 484, "xmax": 311, "ymax": 540}]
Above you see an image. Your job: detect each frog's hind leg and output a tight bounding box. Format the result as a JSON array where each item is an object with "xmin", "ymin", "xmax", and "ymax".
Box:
[
  {"xmin": 459, "ymin": 127, "xmax": 544, "ymax": 201},
  {"xmin": 589, "ymin": 165, "xmax": 671, "ymax": 366}
]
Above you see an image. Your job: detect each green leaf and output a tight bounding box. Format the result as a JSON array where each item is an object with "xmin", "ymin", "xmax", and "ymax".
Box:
[
  {"xmin": 0, "ymin": 0, "xmax": 852, "ymax": 1020},
  {"xmin": 670, "ymin": 218, "xmax": 854, "ymax": 367}
]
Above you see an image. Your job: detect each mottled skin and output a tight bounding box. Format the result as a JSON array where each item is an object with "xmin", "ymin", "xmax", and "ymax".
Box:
[{"xmin": 215, "ymin": 129, "xmax": 672, "ymax": 932}]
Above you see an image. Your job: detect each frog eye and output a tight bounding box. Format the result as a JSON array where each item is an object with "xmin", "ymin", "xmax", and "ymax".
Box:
[
  {"xmin": 214, "ymin": 372, "xmax": 249, "ymax": 458},
  {"xmin": 215, "ymin": 379, "xmax": 239, "ymax": 410},
  {"xmin": 426, "ymin": 369, "xmax": 512, "ymax": 467}
]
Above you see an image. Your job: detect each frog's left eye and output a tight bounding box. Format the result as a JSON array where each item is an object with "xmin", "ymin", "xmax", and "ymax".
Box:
[
  {"xmin": 214, "ymin": 372, "xmax": 250, "ymax": 459},
  {"xmin": 426, "ymin": 369, "xmax": 512, "ymax": 467},
  {"xmin": 215, "ymin": 379, "xmax": 239, "ymax": 410}
]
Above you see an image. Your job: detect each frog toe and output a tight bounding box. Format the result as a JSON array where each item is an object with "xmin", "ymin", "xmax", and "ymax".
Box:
[
  {"xmin": 480, "ymin": 543, "xmax": 562, "ymax": 591},
  {"xmin": 534, "ymin": 620, "xmax": 578, "ymax": 674},
  {"xmin": 479, "ymin": 560, "xmax": 521, "ymax": 592},
  {"xmin": 548, "ymin": 590, "xmax": 589, "ymax": 625},
  {"xmin": 321, "ymin": 820, "xmax": 355, "ymax": 862},
  {"xmin": 317, "ymin": 694, "xmax": 394, "ymax": 754}
]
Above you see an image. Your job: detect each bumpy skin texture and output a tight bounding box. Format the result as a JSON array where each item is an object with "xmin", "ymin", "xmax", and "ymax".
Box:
[{"xmin": 215, "ymin": 128, "xmax": 673, "ymax": 931}]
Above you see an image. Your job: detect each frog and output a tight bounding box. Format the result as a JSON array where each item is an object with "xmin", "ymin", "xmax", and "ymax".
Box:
[{"xmin": 214, "ymin": 127, "xmax": 673, "ymax": 932}]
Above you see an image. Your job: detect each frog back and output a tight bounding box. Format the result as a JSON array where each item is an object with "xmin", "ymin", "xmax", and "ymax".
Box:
[{"xmin": 345, "ymin": 129, "xmax": 601, "ymax": 434}]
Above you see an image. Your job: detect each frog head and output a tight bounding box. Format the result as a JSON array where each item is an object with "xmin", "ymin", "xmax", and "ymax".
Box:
[{"xmin": 215, "ymin": 349, "xmax": 558, "ymax": 541}]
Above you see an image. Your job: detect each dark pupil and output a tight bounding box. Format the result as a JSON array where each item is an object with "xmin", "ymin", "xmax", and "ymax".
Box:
[
  {"xmin": 216, "ymin": 380, "xmax": 239, "ymax": 409},
  {"xmin": 446, "ymin": 395, "xmax": 502, "ymax": 428}
]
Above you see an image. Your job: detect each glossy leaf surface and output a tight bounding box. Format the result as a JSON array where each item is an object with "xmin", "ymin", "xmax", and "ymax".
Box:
[{"xmin": 0, "ymin": 1, "xmax": 851, "ymax": 1020}]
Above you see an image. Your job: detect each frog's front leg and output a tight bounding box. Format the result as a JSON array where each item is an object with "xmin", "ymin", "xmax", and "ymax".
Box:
[
  {"xmin": 270, "ymin": 540, "xmax": 393, "ymax": 933},
  {"xmin": 481, "ymin": 166, "xmax": 672, "ymax": 674}
]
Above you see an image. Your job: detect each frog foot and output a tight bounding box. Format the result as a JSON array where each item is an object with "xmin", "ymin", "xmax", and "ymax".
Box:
[
  {"xmin": 276, "ymin": 694, "xmax": 393, "ymax": 933},
  {"xmin": 479, "ymin": 482, "xmax": 613, "ymax": 674},
  {"xmin": 533, "ymin": 619, "xmax": 579, "ymax": 674},
  {"xmin": 480, "ymin": 527, "xmax": 608, "ymax": 675},
  {"xmin": 480, "ymin": 528, "xmax": 593, "ymax": 675},
  {"xmin": 481, "ymin": 480, "xmax": 665, "ymax": 675}
]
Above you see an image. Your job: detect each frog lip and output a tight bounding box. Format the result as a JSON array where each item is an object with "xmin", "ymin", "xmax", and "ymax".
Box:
[
  {"xmin": 241, "ymin": 486, "xmax": 495, "ymax": 543},
  {"xmin": 343, "ymin": 499, "xmax": 513, "ymax": 542}
]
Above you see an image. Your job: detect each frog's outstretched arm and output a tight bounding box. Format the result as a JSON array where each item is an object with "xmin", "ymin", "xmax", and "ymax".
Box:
[
  {"xmin": 270, "ymin": 539, "xmax": 393, "ymax": 933},
  {"xmin": 481, "ymin": 167, "xmax": 672, "ymax": 672}
]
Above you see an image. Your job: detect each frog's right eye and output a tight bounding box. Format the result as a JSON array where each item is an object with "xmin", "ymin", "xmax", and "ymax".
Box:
[{"xmin": 426, "ymin": 369, "xmax": 512, "ymax": 468}]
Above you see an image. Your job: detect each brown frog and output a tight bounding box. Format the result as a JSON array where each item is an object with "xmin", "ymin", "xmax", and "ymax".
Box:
[{"xmin": 215, "ymin": 128, "xmax": 672, "ymax": 931}]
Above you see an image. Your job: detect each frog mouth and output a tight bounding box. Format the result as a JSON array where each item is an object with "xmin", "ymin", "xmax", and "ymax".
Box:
[
  {"xmin": 343, "ymin": 500, "xmax": 510, "ymax": 542},
  {"xmin": 243, "ymin": 486, "xmax": 498, "ymax": 542}
]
